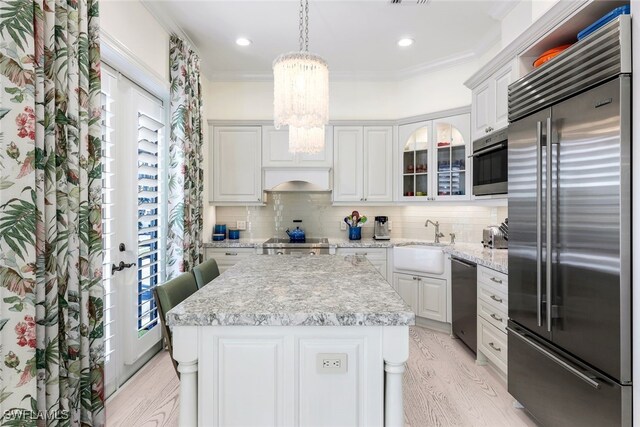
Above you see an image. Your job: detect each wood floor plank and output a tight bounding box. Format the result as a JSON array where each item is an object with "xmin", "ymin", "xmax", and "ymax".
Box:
[{"xmin": 106, "ymin": 327, "xmax": 537, "ymax": 427}]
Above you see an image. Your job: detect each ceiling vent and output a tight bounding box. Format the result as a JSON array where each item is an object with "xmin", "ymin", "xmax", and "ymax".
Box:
[{"xmin": 390, "ymin": 0, "xmax": 431, "ymax": 4}]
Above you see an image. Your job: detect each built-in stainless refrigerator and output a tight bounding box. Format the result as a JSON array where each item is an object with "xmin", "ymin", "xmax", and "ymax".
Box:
[{"xmin": 507, "ymin": 16, "xmax": 631, "ymax": 427}]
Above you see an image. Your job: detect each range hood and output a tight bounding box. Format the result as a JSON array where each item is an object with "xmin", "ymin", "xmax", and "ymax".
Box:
[{"xmin": 263, "ymin": 168, "xmax": 332, "ymax": 192}]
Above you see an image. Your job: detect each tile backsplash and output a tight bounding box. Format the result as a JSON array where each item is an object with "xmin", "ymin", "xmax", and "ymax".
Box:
[{"xmin": 213, "ymin": 192, "xmax": 508, "ymax": 244}]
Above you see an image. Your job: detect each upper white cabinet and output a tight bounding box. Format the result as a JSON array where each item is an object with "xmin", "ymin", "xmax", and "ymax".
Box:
[
  {"xmin": 212, "ymin": 126, "xmax": 263, "ymax": 203},
  {"xmin": 471, "ymin": 61, "xmax": 516, "ymax": 140},
  {"xmin": 262, "ymin": 125, "xmax": 333, "ymax": 168},
  {"xmin": 398, "ymin": 113, "xmax": 470, "ymax": 201},
  {"xmin": 333, "ymin": 126, "xmax": 393, "ymax": 203}
]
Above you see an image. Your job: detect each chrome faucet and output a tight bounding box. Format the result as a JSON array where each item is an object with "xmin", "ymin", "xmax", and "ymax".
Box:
[{"xmin": 425, "ymin": 219, "xmax": 445, "ymax": 243}]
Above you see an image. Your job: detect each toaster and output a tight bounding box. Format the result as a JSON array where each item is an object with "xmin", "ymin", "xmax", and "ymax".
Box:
[{"xmin": 482, "ymin": 226, "xmax": 508, "ymax": 249}]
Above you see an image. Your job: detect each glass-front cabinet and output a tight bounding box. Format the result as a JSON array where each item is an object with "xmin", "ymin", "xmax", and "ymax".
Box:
[{"xmin": 398, "ymin": 113, "xmax": 470, "ymax": 201}]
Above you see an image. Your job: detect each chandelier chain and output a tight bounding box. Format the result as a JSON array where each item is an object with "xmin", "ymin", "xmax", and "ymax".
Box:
[
  {"xmin": 298, "ymin": 0, "xmax": 304, "ymax": 51},
  {"xmin": 305, "ymin": 0, "xmax": 309, "ymax": 51}
]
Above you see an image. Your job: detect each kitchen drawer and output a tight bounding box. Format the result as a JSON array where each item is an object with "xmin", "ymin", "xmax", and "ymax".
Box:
[
  {"xmin": 205, "ymin": 248, "xmax": 256, "ymax": 272},
  {"xmin": 478, "ymin": 317, "xmax": 507, "ymax": 373},
  {"xmin": 478, "ymin": 281, "xmax": 508, "ymax": 313},
  {"xmin": 478, "ymin": 298, "xmax": 507, "ymax": 332},
  {"xmin": 477, "ymin": 265, "xmax": 507, "ymax": 291},
  {"xmin": 336, "ymin": 248, "xmax": 387, "ymax": 280}
]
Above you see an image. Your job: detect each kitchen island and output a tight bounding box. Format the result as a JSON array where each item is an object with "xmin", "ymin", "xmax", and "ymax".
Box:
[{"xmin": 166, "ymin": 254, "xmax": 415, "ymax": 427}]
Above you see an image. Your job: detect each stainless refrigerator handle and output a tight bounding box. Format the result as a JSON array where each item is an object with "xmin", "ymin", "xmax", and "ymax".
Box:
[
  {"xmin": 536, "ymin": 121, "xmax": 543, "ymax": 328},
  {"xmin": 546, "ymin": 116, "xmax": 553, "ymax": 332},
  {"xmin": 507, "ymin": 326, "xmax": 601, "ymax": 390}
]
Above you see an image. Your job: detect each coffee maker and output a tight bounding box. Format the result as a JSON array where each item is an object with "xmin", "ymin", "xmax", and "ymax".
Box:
[{"xmin": 374, "ymin": 216, "xmax": 390, "ymax": 240}]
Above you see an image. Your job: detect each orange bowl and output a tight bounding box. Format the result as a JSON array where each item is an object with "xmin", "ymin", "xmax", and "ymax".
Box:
[{"xmin": 533, "ymin": 44, "xmax": 573, "ymax": 68}]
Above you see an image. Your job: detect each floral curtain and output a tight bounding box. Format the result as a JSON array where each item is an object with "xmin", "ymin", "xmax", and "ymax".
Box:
[
  {"xmin": 0, "ymin": 0, "xmax": 104, "ymax": 425},
  {"xmin": 167, "ymin": 35, "xmax": 204, "ymax": 279}
]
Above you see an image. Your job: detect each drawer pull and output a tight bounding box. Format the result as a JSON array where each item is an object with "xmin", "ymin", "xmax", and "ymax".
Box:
[
  {"xmin": 225, "ymin": 252, "xmax": 238, "ymax": 256},
  {"xmin": 489, "ymin": 342, "xmax": 501, "ymax": 352},
  {"xmin": 490, "ymin": 313, "xmax": 503, "ymax": 322},
  {"xmin": 490, "ymin": 277, "xmax": 503, "ymax": 284},
  {"xmin": 490, "ymin": 295, "xmax": 503, "ymax": 303},
  {"xmin": 356, "ymin": 252, "xmax": 368, "ymax": 256}
]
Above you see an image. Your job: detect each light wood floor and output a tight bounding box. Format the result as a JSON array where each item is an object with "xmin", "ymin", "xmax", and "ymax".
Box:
[{"xmin": 106, "ymin": 327, "xmax": 537, "ymax": 427}]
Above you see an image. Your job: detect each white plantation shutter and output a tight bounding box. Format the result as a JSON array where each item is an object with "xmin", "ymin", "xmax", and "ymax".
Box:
[
  {"xmin": 101, "ymin": 72, "xmax": 117, "ymax": 366},
  {"xmin": 135, "ymin": 111, "xmax": 164, "ymax": 336}
]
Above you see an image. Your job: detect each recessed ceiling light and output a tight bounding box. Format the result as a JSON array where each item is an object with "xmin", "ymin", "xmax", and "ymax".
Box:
[
  {"xmin": 236, "ymin": 37, "xmax": 252, "ymax": 46},
  {"xmin": 398, "ymin": 38, "xmax": 414, "ymax": 47}
]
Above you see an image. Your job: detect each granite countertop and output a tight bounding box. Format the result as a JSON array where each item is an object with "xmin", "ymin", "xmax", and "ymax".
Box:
[
  {"xmin": 203, "ymin": 238, "xmax": 507, "ymax": 273},
  {"xmin": 445, "ymin": 242, "xmax": 508, "ymax": 274},
  {"xmin": 204, "ymin": 238, "xmax": 263, "ymax": 248},
  {"xmin": 166, "ymin": 255, "xmax": 416, "ymax": 327}
]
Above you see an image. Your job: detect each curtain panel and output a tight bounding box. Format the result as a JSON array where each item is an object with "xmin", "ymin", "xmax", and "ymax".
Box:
[
  {"xmin": 0, "ymin": 1, "xmax": 104, "ymax": 425},
  {"xmin": 167, "ymin": 35, "xmax": 204, "ymax": 279}
]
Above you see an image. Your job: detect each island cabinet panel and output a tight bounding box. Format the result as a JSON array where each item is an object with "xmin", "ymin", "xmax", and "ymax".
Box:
[
  {"xmin": 217, "ymin": 338, "xmax": 286, "ymax": 426},
  {"xmin": 197, "ymin": 327, "xmax": 385, "ymax": 427}
]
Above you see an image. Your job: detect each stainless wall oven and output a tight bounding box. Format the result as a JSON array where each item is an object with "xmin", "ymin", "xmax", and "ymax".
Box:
[{"xmin": 472, "ymin": 128, "xmax": 508, "ymax": 196}]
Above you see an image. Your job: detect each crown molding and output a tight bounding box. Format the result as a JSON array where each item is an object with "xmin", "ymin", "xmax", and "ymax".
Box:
[
  {"xmin": 140, "ymin": 0, "xmax": 203, "ymax": 58},
  {"xmin": 487, "ymin": 0, "xmax": 520, "ymax": 21},
  {"xmin": 464, "ymin": 0, "xmax": 589, "ymax": 89}
]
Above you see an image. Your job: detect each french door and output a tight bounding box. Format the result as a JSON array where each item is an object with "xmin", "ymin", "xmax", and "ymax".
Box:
[{"xmin": 102, "ymin": 64, "xmax": 166, "ymax": 397}]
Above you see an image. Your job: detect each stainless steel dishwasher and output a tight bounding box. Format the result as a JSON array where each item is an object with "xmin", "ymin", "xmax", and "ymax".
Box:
[{"xmin": 451, "ymin": 257, "xmax": 477, "ymax": 353}]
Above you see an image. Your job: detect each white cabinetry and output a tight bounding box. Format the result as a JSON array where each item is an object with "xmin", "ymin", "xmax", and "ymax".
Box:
[
  {"xmin": 212, "ymin": 126, "xmax": 262, "ymax": 203},
  {"xmin": 471, "ymin": 61, "xmax": 516, "ymax": 140},
  {"xmin": 333, "ymin": 126, "xmax": 393, "ymax": 203},
  {"xmin": 393, "ymin": 273, "xmax": 447, "ymax": 323},
  {"xmin": 204, "ymin": 247, "xmax": 257, "ymax": 274},
  {"xmin": 476, "ymin": 265, "xmax": 508, "ymax": 379},
  {"xmin": 398, "ymin": 113, "xmax": 470, "ymax": 201},
  {"xmin": 262, "ymin": 125, "xmax": 333, "ymax": 168},
  {"xmin": 335, "ymin": 247, "xmax": 388, "ymax": 282}
]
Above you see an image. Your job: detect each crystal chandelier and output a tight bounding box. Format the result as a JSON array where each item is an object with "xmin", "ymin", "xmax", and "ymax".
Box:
[{"xmin": 273, "ymin": 0, "xmax": 329, "ymax": 153}]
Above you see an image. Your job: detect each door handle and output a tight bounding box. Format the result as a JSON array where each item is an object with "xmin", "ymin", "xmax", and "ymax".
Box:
[
  {"xmin": 112, "ymin": 261, "xmax": 135, "ymax": 274},
  {"xmin": 507, "ymin": 326, "xmax": 601, "ymax": 389},
  {"xmin": 546, "ymin": 116, "xmax": 553, "ymax": 332},
  {"xmin": 536, "ymin": 120, "xmax": 543, "ymax": 328}
]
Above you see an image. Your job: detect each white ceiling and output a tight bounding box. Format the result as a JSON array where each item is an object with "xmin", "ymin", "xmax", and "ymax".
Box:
[{"xmin": 145, "ymin": 0, "xmax": 514, "ymax": 81}]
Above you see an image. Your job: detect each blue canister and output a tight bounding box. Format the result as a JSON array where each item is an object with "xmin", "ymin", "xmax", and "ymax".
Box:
[
  {"xmin": 348, "ymin": 226, "xmax": 362, "ymax": 241},
  {"xmin": 214, "ymin": 224, "xmax": 226, "ymax": 235},
  {"xmin": 228, "ymin": 229, "xmax": 240, "ymax": 240}
]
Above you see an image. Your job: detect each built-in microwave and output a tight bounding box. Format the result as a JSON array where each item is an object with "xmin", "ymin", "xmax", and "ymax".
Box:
[{"xmin": 472, "ymin": 128, "xmax": 508, "ymax": 196}]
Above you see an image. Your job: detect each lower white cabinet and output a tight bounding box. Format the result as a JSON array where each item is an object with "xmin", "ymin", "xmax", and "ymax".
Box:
[
  {"xmin": 204, "ymin": 247, "xmax": 257, "ymax": 274},
  {"xmin": 335, "ymin": 248, "xmax": 388, "ymax": 282},
  {"xmin": 393, "ymin": 273, "xmax": 447, "ymax": 322},
  {"xmin": 476, "ymin": 265, "xmax": 509, "ymax": 379}
]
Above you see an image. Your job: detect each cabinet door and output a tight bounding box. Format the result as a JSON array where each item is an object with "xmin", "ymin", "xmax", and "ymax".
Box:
[
  {"xmin": 363, "ymin": 126, "xmax": 393, "ymax": 202},
  {"xmin": 417, "ymin": 276, "xmax": 447, "ymax": 322},
  {"xmin": 471, "ymin": 79, "xmax": 493, "ymax": 140},
  {"xmin": 393, "ymin": 273, "xmax": 418, "ymax": 313},
  {"xmin": 298, "ymin": 125, "xmax": 333, "ymax": 167},
  {"xmin": 432, "ymin": 114, "xmax": 471, "ymax": 200},
  {"xmin": 493, "ymin": 63, "xmax": 515, "ymax": 131},
  {"xmin": 262, "ymin": 126, "xmax": 295, "ymax": 167},
  {"xmin": 398, "ymin": 121, "xmax": 432, "ymax": 201},
  {"xmin": 213, "ymin": 126, "xmax": 262, "ymax": 203},
  {"xmin": 333, "ymin": 126, "xmax": 364, "ymax": 202}
]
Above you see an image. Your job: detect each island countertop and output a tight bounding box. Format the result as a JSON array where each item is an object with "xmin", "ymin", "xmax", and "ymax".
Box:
[{"xmin": 166, "ymin": 254, "xmax": 415, "ymax": 327}]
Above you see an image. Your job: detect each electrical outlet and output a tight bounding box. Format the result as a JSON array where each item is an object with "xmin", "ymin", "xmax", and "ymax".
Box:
[
  {"xmin": 340, "ymin": 221, "xmax": 346, "ymax": 231},
  {"xmin": 317, "ymin": 353, "xmax": 348, "ymax": 374},
  {"xmin": 388, "ymin": 221, "xmax": 393, "ymax": 230},
  {"xmin": 236, "ymin": 220, "xmax": 247, "ymax": 230}
]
